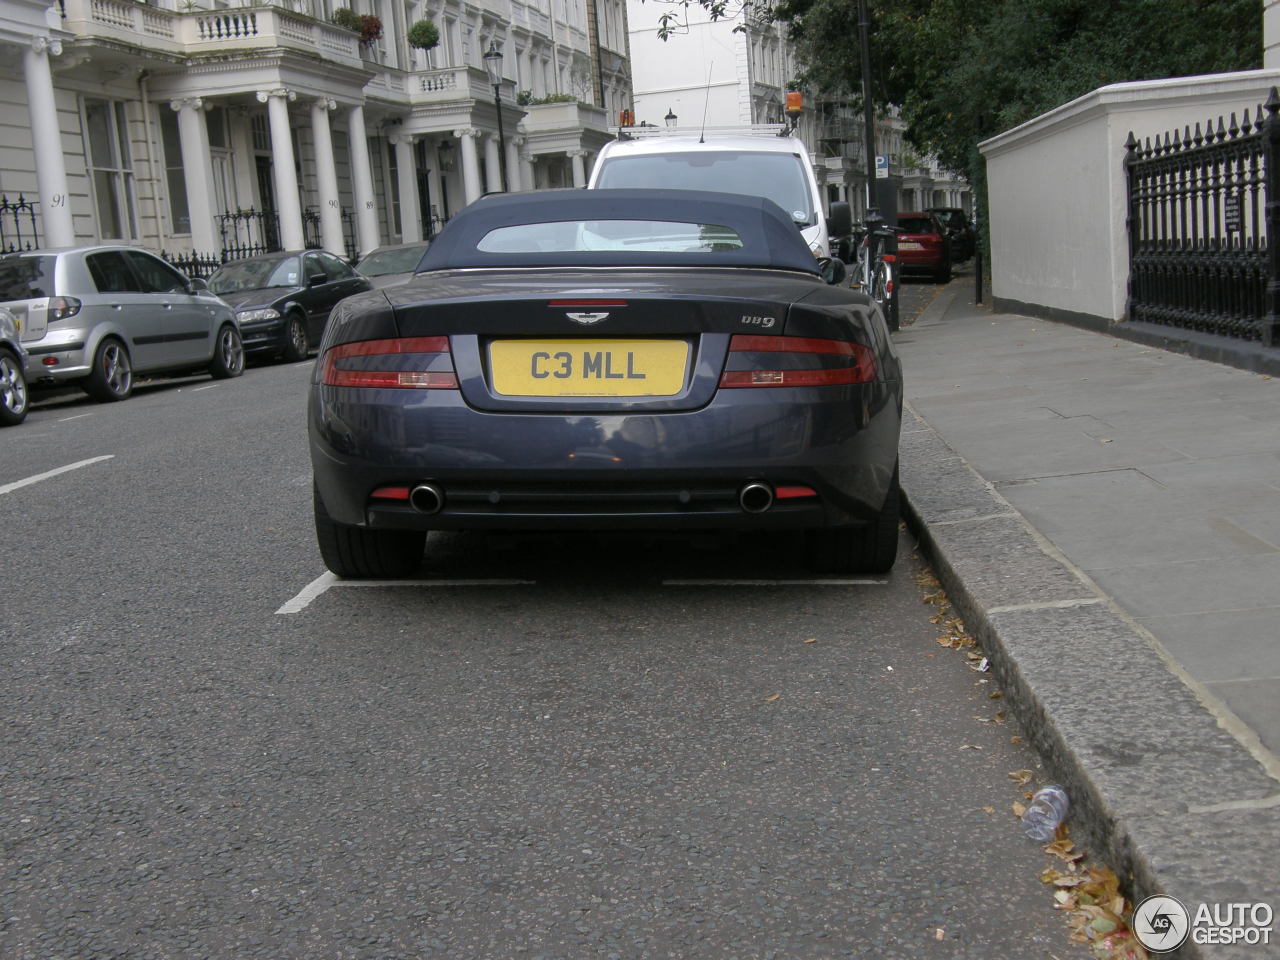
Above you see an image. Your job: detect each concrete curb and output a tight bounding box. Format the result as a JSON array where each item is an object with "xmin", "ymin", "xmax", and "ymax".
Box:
[{"xmin": 896, "ymin": 290, "xmax": 1280, "ymax": 960}]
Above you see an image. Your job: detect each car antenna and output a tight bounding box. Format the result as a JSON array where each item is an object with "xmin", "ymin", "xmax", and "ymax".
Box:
[{"xmin": 699, "ymin": 62, "xmax": 713, "ymax": 144}]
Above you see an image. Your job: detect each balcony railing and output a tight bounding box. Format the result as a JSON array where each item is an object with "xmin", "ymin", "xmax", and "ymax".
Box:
[{"xmin": 62, "ymin": 0, "xmax": 361, "ymax": 65}]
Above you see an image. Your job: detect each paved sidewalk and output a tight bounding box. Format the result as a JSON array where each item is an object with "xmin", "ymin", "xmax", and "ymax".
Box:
[{"xmin": 894, "ymin": 286, "xmax": 1280, "ymax": 958}]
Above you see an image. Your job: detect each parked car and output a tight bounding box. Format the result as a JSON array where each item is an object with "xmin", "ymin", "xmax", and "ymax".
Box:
[
  {"xmin": 0, "ymin": 246, "xmax": 243, "ymax": 402},
  {"xmin": 895, "ymin": 213, "xmax": 952, "ymax": 282},
  {"xmin": 309, "ymin": 189, "xmax": 903, "ymax": 579},
  {"xmin": 355, "ymin": 242, "xmax": 431, "ymax": 289},
  {"xmin": 926, "ymin": 207, "xmax": 976, "ymax": 263},
  {"xmin": 208, "ymin": 249, "xmax": 373, "ymax": 362},
  {"xmin": 0, "ymin": 306, "xmax": 28, "ymax": 425}
]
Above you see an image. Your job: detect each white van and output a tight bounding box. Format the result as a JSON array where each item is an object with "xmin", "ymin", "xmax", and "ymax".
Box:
[{"xmin": 588, "ymin": 132, "xmax": 851, "ymax": 260}]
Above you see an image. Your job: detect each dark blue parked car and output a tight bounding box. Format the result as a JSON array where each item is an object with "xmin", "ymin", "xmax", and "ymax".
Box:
[{"xmin": 309, "ymin": 189, "xmax": 903, "ymax": 578}]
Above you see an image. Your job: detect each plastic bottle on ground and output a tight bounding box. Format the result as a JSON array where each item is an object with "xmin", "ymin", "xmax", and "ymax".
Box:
[{"xmin": 1022, "ymin": 784, "xmax": 1069, "ymax": 842}]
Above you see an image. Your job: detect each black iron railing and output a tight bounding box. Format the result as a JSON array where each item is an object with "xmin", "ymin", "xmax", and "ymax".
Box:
[
  {"xmin": 1, "ymin": 194, "xmax": 41, "ymax": 253},
  {"xmin": 218, "ymin": 207, "xmax": 281, "ymax": 261},
  {"xmin": 1125, "ymin": 88, "xmax": 1280, "ymax": 346},
  {"xmin": 162, "ymin": 251, "xmax": 222, "ymax": 280},
  {"xmin": 303, "ymin": 207, "xmax": 358, "ymax": 261}
]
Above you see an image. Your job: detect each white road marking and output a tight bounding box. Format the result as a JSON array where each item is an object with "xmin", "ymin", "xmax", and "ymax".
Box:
[
  {"xmin": 57, "ymin": 413, "xmax": 94, "ymax": 423},
  {"xmin": 275, "ymin": 572, "xmax": 534, "ymax": 614},
  {"xmin": 192, "ymin": 384, "xmax": 218, "ymax": 392},
  {"xmin": 663, "ymin": 578, "xmax": 889, "ymax": 586},
  {"xmin": 0, "ymin": 455, "xmax": 115, "ymax": 496}
]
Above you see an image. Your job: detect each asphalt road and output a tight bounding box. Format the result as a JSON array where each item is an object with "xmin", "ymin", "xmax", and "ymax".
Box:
[{"xmin": 3, "ymin": 326, "xmax": 1072, "ymax": 960}]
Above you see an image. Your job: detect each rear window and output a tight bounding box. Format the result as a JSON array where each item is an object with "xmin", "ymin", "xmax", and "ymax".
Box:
[
  {"xmin": 595, "ymin": 152, "xmax": 815, "ymax": 226},
  {"xmin": 476, "ymin": 219, "xmax": 745, "ymax": 254},
  {"xmin": 898, "ymin": 217, "xmax": 939, "ymax": 234},
  {"xmin": 0, "ymin": 255, "xmax": 57, "ymax": 301}
]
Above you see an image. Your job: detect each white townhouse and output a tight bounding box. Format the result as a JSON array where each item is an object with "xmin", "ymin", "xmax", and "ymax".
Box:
[
  {"xmin": 0, "ymin": 0, "xmax": 632, "ymax": 264},
  {"xmin": 624, "ymin": 0, "xmax": 968, "ymax": 218}
]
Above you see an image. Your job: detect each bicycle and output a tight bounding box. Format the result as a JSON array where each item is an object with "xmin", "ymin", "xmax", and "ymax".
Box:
[{"xmin": 848, "ymin": 214, "xmax": 901, "ymax": 331}]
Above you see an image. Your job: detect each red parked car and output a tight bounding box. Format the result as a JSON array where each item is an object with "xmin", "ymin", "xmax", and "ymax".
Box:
[{"xmin": 895, "ymin": 212, "xmax": 952, "ymax": 283}]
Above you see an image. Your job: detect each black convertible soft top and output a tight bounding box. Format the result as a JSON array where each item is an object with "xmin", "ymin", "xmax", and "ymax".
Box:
[{"xmin": 415, "ymin": 189, "xmax": 821, "ymax": 275}]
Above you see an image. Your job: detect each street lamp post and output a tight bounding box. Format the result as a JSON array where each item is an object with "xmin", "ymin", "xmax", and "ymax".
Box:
[
  {"xmin": 483, "ymin": 40, "xmax": 509, "ymax": 192},
  {"xmin": 664, "ymin": 108, "xmax": 677, "ymax": 130}
]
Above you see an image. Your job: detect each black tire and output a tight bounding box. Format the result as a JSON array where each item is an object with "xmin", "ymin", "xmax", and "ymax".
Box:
[
  {"xmin": 209, "ymin": 324, "xmax": 245, "ymax": 379},
  {"xmin": 803, "ymin": 464, "xmax": 900, "ymax": 575},
  {"xmin": 281, "ymin": 312, "xmax": 309, "ymax": 363},
  {"xmin": 870, "ymin": 262, "xmax": 898, "ymax": 332},
  {"xmin": 83, "ymin": 338, "xmax": 133, "ymax": 402},
  {"xmin": 0, "ymin": 347, "xmax": 28, "ymax": 426},
  {"xmin": 313, "ymin": 483, "xmax": 426, "ymax": 578},
  {"xmin": 934, "ymin": 262, "xmax": 952, "ymax": 284}
]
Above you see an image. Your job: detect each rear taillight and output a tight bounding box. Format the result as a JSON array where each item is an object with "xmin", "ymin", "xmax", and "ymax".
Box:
[
  {"xmin": 321, "ymin": 336, "xmax": 458, "ymax": 389},
  {"xmin": 49, "ymin": 297, "xmax": 81, "ymax": 323},
  {"xmin": 719, "ymin": 335, "xmax": 876, "ymax": 388}
]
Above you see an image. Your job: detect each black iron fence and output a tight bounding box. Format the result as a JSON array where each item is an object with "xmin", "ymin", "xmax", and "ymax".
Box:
[
  {"xmin": 1125, "ymin": 88, "xmax": 1280, "ymax": 346},
  {"xmin": 1, "ymin": 194, "xmax": 40, "ymax": 253},
  {"xmin": 303, "ymin": 207, "xmax": 358, "ymax": 262},
  {"xmin": 161, "ymin": 251, "xmax": 222, "ymax": 280},
  {"xmin": 218, "ymin": 207, "xmax": 281, "ymax": 262}
]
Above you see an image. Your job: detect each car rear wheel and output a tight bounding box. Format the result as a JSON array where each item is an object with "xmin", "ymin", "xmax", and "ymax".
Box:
[
  {"xmin": 209, "ymin": 324, "xmax": 245, "ymax": 379},
  {"xmin": 281, "ymin": 313, "xmax": 308, "ymax": 363},
  {"xmin": 313, "ymin": 483, "xmax": 426, "ymax": 578},
  {"xmin": 803, "ymin": 464, "xmax": 899, "ymax": 575},
  {"xmin": 84, "ymin": 339, "xmax": 133, "ymax": 402},
  {"xmin": 934, "ymin": 262, "xmax": 952, "ymax": 283},
  {"xmin": 0, "ymin": 348, "xmax": 28, "ymax": 426}
]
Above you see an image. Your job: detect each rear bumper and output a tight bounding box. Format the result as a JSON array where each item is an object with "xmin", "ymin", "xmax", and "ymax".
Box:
[{"xmin": 310, "ymin": 382, "xmax": 901, "ymax": 532}]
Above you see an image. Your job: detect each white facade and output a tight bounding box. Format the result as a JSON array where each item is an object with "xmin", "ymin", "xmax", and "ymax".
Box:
[
  {"xmin": 980, "ymin": 69, "xmax": 1280, "ymax": 324},
  {"xmin": 0, "ymin": 0, "xmax": 632, "ymax": 261}
]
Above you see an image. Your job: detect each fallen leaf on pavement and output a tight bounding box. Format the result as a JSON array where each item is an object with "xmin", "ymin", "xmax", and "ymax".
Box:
[{"xmin": 762, "ymin": 693, "xmax": 780, "ymax": 702}]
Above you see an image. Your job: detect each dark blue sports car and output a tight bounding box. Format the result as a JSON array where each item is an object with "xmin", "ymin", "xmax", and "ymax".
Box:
[{"xmin": 309, "ymin": 189, "xmax": 902, "ymax": 578}]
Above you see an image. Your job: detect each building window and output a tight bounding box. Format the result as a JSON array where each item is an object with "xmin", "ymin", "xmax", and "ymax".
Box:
[
  {"xmin": 83, "ymin": 98, "xmax": 137, "ymax": 241},
  {"xmin": 158, "ymin": 109, "xmax": 190, "ymax": 235}
]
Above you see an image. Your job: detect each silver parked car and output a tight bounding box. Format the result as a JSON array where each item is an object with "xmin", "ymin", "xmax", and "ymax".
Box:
[
  {"xmin": 0, "ymin": 305, "xmax": 28, "ymax": 426},
  {"xmin": 0, "ymin": 246, "xmax": 244, "ymax": 402}
]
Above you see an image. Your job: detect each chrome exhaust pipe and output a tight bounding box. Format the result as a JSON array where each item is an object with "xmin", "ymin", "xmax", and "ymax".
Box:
[
  {"xmin": 409, "ymin": 483, "xmax": 445, "ymax": 515},
  {"xmin": 738, "ymin": 481, "xmax": 774, "ymax": 514}
]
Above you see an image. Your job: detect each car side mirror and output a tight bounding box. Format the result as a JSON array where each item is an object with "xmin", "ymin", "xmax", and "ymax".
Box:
[
  {"xmin": 819, "ymin": 257, "xmax": 846, "ymax": 286},
  {"xmin": 308, "ymin": 273, "xmax": 327, "ymax": 287},
  {"xmin": 187, "ymin": 277, "xmax": 209, "ymax": 294},
  {"xmin": 825, "ymin": 201, "xmax": 852, "ymax": 239}
]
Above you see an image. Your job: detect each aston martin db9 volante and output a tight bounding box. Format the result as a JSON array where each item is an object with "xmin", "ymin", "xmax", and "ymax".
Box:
[{"xmin": 309, "ymin": 190, "xmax": 903, "ymax": 578}]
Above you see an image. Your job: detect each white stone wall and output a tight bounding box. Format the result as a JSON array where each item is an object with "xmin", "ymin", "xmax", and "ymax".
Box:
[{"xmin": 981, "ymin": 69, "xmax": 1280, "ymax": 323}]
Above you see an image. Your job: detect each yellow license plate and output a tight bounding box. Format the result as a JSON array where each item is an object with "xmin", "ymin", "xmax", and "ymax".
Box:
[
  {"xmin": 489, "ymin": 339, "xmax": 689, "ymax": 397},
  {"xmin": 899, "ymin": 241, "xmax": 923, "ymax": 251}
]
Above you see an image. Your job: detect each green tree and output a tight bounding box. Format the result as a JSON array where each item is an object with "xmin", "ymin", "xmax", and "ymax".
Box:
[{"xmin": 647, "ymin": 0, "xmax": 1261, "ymax": 184}]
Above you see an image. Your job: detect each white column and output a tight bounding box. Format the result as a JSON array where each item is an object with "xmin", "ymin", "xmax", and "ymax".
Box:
[
  {"xmin": 483, "ymin": 134, "xmax": 502, "ymax": 194},
  {"xmin": 346, "ymin": 104, "xmax": 380, "ymax": 256},
  {"xmin": 569, "ymin": 149, "xmax": 587, "ymax": 187},
  {"xmin": 455, "ymin": 128, "xmax": 482, "ymax": 205},
  {"xmin": 520, "ymin": 151, "xmax": 536, "ymax": 191},
  {"xmin": 171, "ymin": 98, "xmax": 219, "ymax": 253},
  {"xmin": 392, "ymin": 135, "xmax": 421, "ymax": 242},
  {"xmin": 24, "ymin": 38, "xmax": 73, "ymax": 247},
  {"xmin": 505, "ymin": 137, "xmax": 522, "ymax": 192},
  {"xmin": 258, "ymin": 89, "xmax": 304, "ymax": 250},
  {"xmin": 309, "ymin": 98, "xmax": 344, "ymax": 256}
]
